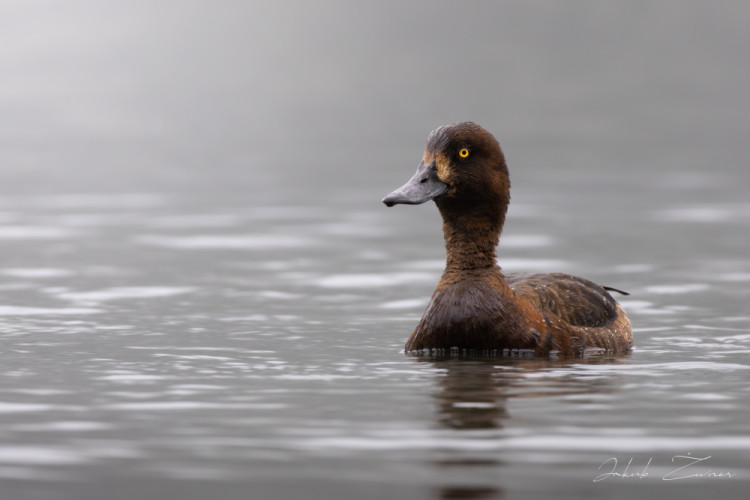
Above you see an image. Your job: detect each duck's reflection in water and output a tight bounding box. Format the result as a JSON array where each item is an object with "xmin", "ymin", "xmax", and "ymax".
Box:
[
  {"xmin": 438, "ymin": 486, "xmax": 502, "ymax": 500},
  {"xmin": 418, "ymin": 354, "xmax": 629, "ymax": 500},
  {"xmin": 433, "ymin": 359, "xmax": 510, "ymax": 431}
]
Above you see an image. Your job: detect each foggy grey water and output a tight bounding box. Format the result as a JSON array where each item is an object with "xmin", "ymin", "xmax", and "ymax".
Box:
[{"xmin": 2, "ymin": 1, "xmax": 750, "ymax": 499}]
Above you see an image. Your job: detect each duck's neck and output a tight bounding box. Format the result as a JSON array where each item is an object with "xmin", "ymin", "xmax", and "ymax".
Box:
[{"xmin": 437, "ymin": 202, "xmax": 506, "ymax": 273}]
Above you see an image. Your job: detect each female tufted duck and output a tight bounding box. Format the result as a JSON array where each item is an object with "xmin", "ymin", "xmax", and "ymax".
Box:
[{"xmin": 382, "ymin": 122, "xmax": 633, "ymax": 355}]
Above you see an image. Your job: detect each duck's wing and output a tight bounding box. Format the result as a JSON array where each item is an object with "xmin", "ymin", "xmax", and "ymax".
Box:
[{"xmin": 506, "ymin": 273, "xmax": 620, "ymax": 328}]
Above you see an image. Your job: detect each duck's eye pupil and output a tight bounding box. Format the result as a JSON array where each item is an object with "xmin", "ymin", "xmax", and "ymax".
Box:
[{"xmin": 459, "ymin": 148, "xmax": 469, "ymax": 158}]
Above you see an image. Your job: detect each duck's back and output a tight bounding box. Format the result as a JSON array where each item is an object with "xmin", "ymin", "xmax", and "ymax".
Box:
[
  {"xmin": 507, "ymin": 273, "xmax": 617, "ymax": 328},
  {"xmin": 507, "ymin": 272, "xmax": 633, "ymax": 353}
]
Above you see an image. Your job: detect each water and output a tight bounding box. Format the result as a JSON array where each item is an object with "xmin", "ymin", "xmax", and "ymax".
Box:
[{"xmin": 2, "ymin": 2, "xmax": 750, "ymax": 499}]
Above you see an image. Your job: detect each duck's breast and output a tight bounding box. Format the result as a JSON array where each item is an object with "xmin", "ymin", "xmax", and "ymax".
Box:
[{"xmin": 407, "ymin": 277, "xmax": 534, "ymax": 351}]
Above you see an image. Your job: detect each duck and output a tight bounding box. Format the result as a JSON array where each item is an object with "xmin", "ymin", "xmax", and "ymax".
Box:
[{"xmin": 382, "ymin": 122, "xmax": 633, "ymax": 355}]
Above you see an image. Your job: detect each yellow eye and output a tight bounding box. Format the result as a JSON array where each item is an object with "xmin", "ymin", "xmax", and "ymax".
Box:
[{"xmin": 459, "ymin": 148, "xmax": 469, "ymax": 158}]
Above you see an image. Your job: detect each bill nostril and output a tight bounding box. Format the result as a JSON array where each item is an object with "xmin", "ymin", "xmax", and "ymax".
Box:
[{"xmin": 419, "ymin": 178, "xmax": 428, "ymax": 184}]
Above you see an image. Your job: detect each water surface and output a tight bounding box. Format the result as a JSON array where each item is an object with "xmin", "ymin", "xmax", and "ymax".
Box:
[{"xmin": 0, "ymin": 186, "xmax": 748, "ymax": 500}]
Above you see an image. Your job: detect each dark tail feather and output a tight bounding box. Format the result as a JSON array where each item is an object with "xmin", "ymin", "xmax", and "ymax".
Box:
[{"xmin": 604, "ymin": 286, "xmax": 630, "ymax": 296}]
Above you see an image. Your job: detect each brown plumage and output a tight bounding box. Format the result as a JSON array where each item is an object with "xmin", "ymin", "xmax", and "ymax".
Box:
[{"xmin": 382, "ymin": 122, "xmax": 633, "ymax": 356}]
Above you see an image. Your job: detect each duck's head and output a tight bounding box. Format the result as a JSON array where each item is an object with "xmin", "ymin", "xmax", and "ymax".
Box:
[{"xmin": 382, "ymin": 122, "xmax": 510, "ymax": 218}]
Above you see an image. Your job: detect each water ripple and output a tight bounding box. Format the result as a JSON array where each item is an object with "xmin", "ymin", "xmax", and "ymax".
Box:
[
  {"xmin": 0, "ymin": 226, "xmax": 76, "ymax": 240},
  {"xmin": 1, "ymin": 268, "xmax": 73, "ymax": 278},
  {"xmin": 51, "ymin": 287, "xmax": 195, "ymax": 304},
  {"xmin": 136, "ymin": 234, "xmax": 311, "ymax": 250},
  {"xmin": 316, "ymin": 272, "xmax": 436, "ymax": 288},
  {"xmin": 0, "ymin": 306, "xmax": 102, "ymax": 316}
]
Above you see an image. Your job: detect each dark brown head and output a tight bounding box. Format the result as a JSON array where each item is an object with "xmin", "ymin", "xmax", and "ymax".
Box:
[{"xmin": 382, "ymin": 122, "xmax": 510, "ymax": 230}]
